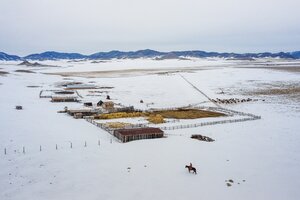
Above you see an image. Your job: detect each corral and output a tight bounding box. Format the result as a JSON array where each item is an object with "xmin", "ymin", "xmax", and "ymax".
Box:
[{"xmin": 114, "ymin": 127, "xmax": 164, "ymax": 143}]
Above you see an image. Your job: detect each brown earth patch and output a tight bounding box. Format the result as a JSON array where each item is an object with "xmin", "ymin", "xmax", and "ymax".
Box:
[{"xmin": 15, "ymin": 69, "xmax": 36, "ymax": 73}]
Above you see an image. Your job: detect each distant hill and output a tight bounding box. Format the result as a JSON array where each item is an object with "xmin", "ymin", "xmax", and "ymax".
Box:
[
  {"xmin": 1, "ymin": 49, "xmax": 300, "ymax": 61},
  {"xmin": 24, "ymin": 51, "xmax": 87, "ymax": 60},
  {"xmin": 0, "ymin": 52, "xmax": 21, "ymax": 61},
  {"xmin": 89, "ymin": 49, "xmax": 164, "ymax": 59},
  {"xmin": 18, "ymin": 60, "xmax": 58, "ymax": 67},
  {"xmin": 290, "ymin": 51, "xmax": 300, "ymax": 59}
]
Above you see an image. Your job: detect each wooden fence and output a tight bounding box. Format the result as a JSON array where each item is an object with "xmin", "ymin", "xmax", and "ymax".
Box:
[{"xmin": 159, "ymin": 116, "xmax": 261, "ymax": 130}]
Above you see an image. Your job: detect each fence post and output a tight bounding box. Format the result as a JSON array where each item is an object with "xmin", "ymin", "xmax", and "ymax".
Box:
[
  {"xmin": 98, "ymin": 140, "xmax": 100, "ymax": 146},
  {"xmin": 40, "ymin": 145, "xmax": 42, "ymax": 152},
  {"xmin": 4, "ymin": 148, "xmax": 6, "ymax": 155},
  {"xmin": 56, "ymin": 144, "xmax": 58, "ymax": 150},
  {"xmin": 23, "ymin": 146, "xmax": 25, "ymax": 154},
  {"xmin": 70, "ymin": 142, "xmax": 72, "ymax": 149},
  {"xmin": 84, "ymin": 141, "xmax": 87, "ymax": 147}
]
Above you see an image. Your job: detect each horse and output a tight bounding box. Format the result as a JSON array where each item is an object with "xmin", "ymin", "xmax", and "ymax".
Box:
[{"xmin": 185, "ymin": 165, "xmax": 197, "ymax": 174}]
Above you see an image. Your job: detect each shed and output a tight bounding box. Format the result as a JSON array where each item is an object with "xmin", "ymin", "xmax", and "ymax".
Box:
[
  {"xmin": 114, "ymin": 127, "xmax": 164, "ymax": 143},
  {"xmin": 97, "ymin": 100, "xmax": 103, "ymax": 107},
  {"xmin": 65, "ymin": 84, "xmax": 97, "ymax": 90},
  {"xmin": 51, "ymin": 96, "xmax": 78, "ymax": 102},
  {"xmin": 84, "ymin": 102, "xmax": 93, "ymax": 107},
  {"xmin": 67, "ymin": 109, "xmax": 99, "ymax": 118}
]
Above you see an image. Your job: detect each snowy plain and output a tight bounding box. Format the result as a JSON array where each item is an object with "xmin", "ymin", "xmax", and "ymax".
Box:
[{"xmin": 0, "ymin": 58, "xmax": 299, "ymax": 200}]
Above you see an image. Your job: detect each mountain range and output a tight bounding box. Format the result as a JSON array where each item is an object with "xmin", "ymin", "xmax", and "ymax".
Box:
[{"xmin": 1, "ymin": 49, "xmax": 300, "ymax": 61}]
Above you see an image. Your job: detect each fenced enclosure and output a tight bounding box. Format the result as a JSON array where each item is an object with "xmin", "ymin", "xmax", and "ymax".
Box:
[{"xmin": 85, "ymin": 106, "xmax": 261, "ymax": 134}]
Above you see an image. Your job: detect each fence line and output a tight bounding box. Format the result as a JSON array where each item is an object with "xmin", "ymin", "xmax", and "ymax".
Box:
[
  {"xmin": 179, "ymin": 74, "xmax": 222, "ymax": 108},
  {"xmin": 85, "ymin": 109, "xmax": 261, "ymax": 133},
  {"xmin": 159, "ymin": 116, "xmax": 261, "ymax": 130},
  {"xmin": 2, "ymin": 139, "xmax": 105, "ymax": 156}
]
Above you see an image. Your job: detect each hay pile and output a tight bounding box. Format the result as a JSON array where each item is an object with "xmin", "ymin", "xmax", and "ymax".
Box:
[
  {"xmin": 95, "ymin": 112, "xmax": 144, "ymax": 119},
  {"xmin": 147, "ymin": 114, "xmax": 165, "ymax": 124}
]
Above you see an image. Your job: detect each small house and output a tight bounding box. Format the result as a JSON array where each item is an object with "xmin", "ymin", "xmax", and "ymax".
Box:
[
  {"xmin": 84, "ymin": 102, "xmax": 93, "ymax": 107},
  {"xmin": 67, "ymin": 109, "xmax": 99, "ymax": 118},
  {"xmin": 102, "ymin": 101, "xmax": 114, "ymax": 110},
  {"xmin": 97, "ymin": 100, "xmax": 103, "ymax": 107}
]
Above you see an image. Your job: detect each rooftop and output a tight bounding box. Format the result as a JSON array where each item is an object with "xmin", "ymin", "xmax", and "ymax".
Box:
[{"xmin": 116, "ymin": 127, "xmax": 163, "ymax": 136}]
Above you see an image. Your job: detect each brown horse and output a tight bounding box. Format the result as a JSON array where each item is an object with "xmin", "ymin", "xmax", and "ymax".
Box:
[{"xmin": 185, "ymin": 165, "xmax": 197, "ymax": 174}]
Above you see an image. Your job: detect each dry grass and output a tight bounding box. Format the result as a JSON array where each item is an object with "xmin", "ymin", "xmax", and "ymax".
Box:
[
  {"xmin": 152, "ymin": 109, "xmax": 225, "ymax": 119},
  {"xmin": 147, "ymin": 114, "xmax": 165, "ymax": 124},
  {"xmin": 95, "ymin": 112, "xmax": 144, "ymax": 119},
  {"xmin": 105, "ymin": 122, "xmax": 133, "ymax": 128},
  {"xmin": 95, "ymin": 109, "xmax": 225, "ymax": 124}
]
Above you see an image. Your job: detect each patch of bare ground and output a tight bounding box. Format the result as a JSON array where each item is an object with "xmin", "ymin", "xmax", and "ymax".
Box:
[
  {"xmin": 270, "ymin": 66, "xmax": 300, "ymax": 73},
  {"xmin": 15, "ymin": 69, "xmax": 36, "ymax": 73},
  {"xmin": 18, "ymin": 60, "xmax": 59, "ymax": 68},
  {"xmin": 251, "ymin": 87, "xmax": 300, "ymax": 95},
  {"xmin": 0, "ymin": 71, "xmax": 9, "ymax": 76},
  {"xmin": 44, "ymin": 66, "xmax": 217, "ymax": 78},
  {"xmin": 27, "ymin": 85, "xmax": 41, "ymax": 88},
  {"xmin": 244, "ymin": 82, "xmax": 300, "ymax": 102},
  {"xmin": 238, "ymin": 66, "xmax": 300, "ymax": 73}
]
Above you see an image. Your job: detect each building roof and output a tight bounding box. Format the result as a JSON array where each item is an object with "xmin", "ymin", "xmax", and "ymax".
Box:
[
  {"xmin": 66, "ymin": 84, "xmax": 97, "ymax": 90},
  {"xmin": 116, "ymin": 127, "xmax": 164, "ymax": 136},
  {"xmin": 51, "ymin": 96, "xmax": 77, "ymax": 100}
]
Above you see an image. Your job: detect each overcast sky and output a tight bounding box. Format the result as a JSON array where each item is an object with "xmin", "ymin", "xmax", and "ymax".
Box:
[{"xmin": 1, "ymin": 0, "xmax": 300, "ymax": 55}]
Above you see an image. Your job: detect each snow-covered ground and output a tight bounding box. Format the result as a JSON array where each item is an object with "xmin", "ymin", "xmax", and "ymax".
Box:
[{"xmin": 0, "ymin": 59, "xmax": 299, "ymax": 200}]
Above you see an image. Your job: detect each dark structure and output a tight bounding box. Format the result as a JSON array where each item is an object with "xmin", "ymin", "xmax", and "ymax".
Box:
[
  {"xmin": 191, "ymin": 134, "xmax": 214, "ymax": 142},
  {"xmin": 97, "ymin": 100, "xmax": 103, "ymax": 107},
  {"xmin": 115, "ymin": 106, "xmax": 135, "ymax": 112},
  {"xmin": 84, "ymin": 102, "xmax": 93, "ymax": 107},
  {"xmin": 67, "ymin": 109, "xmax": 99, "ymax": 118},
  {"xmin": 15, "ymin": 106, "xmax": 23, "ymax": 110},
  {"xmin": 51, "ymin": 96, "xmax": 78, "ymax": 102},
  {"xmin": 114, "ymin": 127, "xmax": 164, "ymax": 143}
]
